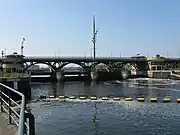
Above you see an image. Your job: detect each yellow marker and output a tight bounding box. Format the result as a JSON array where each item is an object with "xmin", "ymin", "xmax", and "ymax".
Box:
[
  {"xmin": 177, "ymin": 98, "xmax": 180, "ymax": 103},
  {"xmin": 150, "ymin": 98, "xmax": 158, "ymax": 102},
  {"xmin": 90, "ymin": 96, "xmax": 97, "ymax": 100},
  {"xmin": 79, "ymin": 96, "xmax": 86, "ymax": 100},
  {"xmin": 113, "ymin": 97, "xmax": 120, "ymax": 101},
  {"xmin": 59, "ymin": 96, "xmax": 65, "ymax": 99},
  {"xmin": 137, "ymin": 98, "xmax": 145, "ymax": 102},
  {"xmin": 125, "ymin": 98, "xmax": 132, "ymax": 101},
  {"xmin": 102, "ymin": 97, "xmax": 108, "ymax": 100},
  {"xmin": 163, "ymin": 98, "xmax": 171, "ymax": 103}
]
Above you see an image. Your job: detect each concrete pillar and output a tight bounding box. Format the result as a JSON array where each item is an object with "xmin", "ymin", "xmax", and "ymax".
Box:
[
  {"xmin": 56, "ymin": 71, "xmax": 64, "ymax": 81},
  {"xmin": 13, "ymin": 81, "xmax": 18, "ymax": 90},
  {"xmin": 90, "ymin": 71, "xmax": 99, "ymax": 81}
]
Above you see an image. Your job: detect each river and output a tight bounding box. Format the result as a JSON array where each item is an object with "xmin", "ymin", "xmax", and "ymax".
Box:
[{"xmin": 30, "ymin": 79, "xmax": 180, "ymax": 135}]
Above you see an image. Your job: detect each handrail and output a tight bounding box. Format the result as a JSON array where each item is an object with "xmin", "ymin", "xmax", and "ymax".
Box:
[
  {"xmin": 0, "ymin": 73, "xmax": 30, "ymax": 78},
  {"xmin": 0, "ymin": 82, "xmax": 35, "ymax": 135}
]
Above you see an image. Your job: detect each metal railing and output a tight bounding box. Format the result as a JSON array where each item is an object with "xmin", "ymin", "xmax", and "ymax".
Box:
[
  {"xmin": 0, "ymin": 73, "xmax": 30, "ymax": 78},
  {"xmin": 0, "ymin": 83, "xmax": 35, "ymax": 135}
]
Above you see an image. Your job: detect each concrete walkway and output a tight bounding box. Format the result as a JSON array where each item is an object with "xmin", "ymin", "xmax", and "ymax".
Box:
[{"xmin": 0, "ymin": 113, "xmax": 18, "ymax": 135}]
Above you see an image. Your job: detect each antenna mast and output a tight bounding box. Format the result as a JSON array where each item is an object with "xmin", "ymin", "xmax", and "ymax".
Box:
[{"xmin": 91, "ymin": 15, "xmax": 98, "ymax": 70}]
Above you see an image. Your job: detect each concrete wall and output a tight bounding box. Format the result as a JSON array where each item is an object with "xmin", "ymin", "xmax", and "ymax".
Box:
[
  {"xmin": 97, "ymin": 71, "xmax": 123, "ymax": 81},
  {"xmin": 147, "ymin": 71, "xmax": 171, "ymax": 79},
  {"xmin": 136, "ymin": 71, "xmax": 148, "ymax": 76},
  {"xmin": 0, "ymin": 77, "xmax": 31, "ymax": 101}
]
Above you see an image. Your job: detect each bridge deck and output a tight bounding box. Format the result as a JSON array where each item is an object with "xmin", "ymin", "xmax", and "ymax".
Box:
[
  {"xmin": 23, "ymin": 56, "xmax": 147, "ymax": 63},
  {"xmin": 0, "ymin": 113, "xmax": 17, "ymax": 135},
  {"xmin": 0, "ymin": 56, "xmax": 179, "ymax": 63}
]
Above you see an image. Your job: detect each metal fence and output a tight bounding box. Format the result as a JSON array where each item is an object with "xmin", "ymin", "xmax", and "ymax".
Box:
[
  {"xmin": 0, "ymin": 83, "xmax": 35, "ymax": 135},
  {"xmin": 0, "ymin": 73, "xmax": 30, "ymax": 78}
]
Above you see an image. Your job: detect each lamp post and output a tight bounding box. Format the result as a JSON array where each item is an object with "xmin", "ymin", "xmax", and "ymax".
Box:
[
  {"xmin": 1, "ymin": 50, "xmax": 4, "ymax": 58},
  {"xmin": 21, "ymin": 37, "xmax": 25, "ymax": 56}
]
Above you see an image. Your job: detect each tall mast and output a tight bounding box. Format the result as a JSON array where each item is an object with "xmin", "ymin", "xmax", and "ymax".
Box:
[{"xmin": 92, "ymin": 15, "xmax": 98, "ymax": 70}]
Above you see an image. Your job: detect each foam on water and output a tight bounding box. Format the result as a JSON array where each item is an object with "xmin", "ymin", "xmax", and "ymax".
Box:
[{"xmin": 104, "ymin": 78, "xmax": 180, "ymax": 89}]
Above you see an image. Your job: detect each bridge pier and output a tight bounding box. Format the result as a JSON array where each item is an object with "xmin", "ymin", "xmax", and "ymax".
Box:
[
  {"xmin": 121, "ymin": 70, "xmax": 131, "ymax": 79},
  {"xmin": 56, "ymin": 71, "xmax": 64, "ymax": 81},
  {"xmin": 90, "ymin": 71, "xmax": 99, "ymax": 81}
]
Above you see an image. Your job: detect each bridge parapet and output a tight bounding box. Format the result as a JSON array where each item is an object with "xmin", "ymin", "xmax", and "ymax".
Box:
[{"xmin": 23, "ymin": 56, "xmax": 146, "ymax": 63}]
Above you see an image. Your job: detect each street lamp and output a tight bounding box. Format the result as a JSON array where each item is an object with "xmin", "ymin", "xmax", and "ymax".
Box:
[
  {"xmin": 21, "ymin": 37, "xmax": 25, "ymax": 56},
  {"xmin": 1, "ymin": 50, "xmax": 4, "ymax": 58}
]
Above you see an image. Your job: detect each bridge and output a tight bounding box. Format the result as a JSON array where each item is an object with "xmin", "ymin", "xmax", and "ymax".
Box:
[
  {"xmin": 1, "ymin": 55, "xmax": 180, "ymax": 63},
  {"xmin": 22, "ymin": 56, "xmax": 146, "ymax": 63},
  {"xmin": 2, "ymin": 55, "xmax": 180, "ymax": 81},
  {"xmin": 24, "ymin": 56, "xmax": 180, "ymax": 80},
  {"xmin": 22, "ymin": 56, "xmax": 180, "ymax": 69},
  {"xmin": 21, "ymin": 56, "xmax": 180, "ymax": 63},
  {"xmin": 16, "ymin": 56, "xmax": 148, "ymax": 81}
]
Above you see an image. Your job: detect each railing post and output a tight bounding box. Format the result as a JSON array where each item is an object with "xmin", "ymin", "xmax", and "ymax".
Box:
[
  {"xmin": 24, "ymin": 114, "xmax": 27, "ymax": 135},
  {"xmin": 24, "ymin": 102, "xmax": 27, "ymax": 135},
  {"xmin": 8, "ymin": 90, "xmax": 12, "ymax": 124},
  {"xmin": 26, "ymin": 113, "xmax": 35, "ymax": 135},
  {"xmin": 0, "ymin": 87, "xmax": 3, "ymax": 112}
]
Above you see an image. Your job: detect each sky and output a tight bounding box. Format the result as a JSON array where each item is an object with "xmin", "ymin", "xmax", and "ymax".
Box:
[{"xmin": 0, "ymin": 0, "xmax": 180, "ymax": 58}]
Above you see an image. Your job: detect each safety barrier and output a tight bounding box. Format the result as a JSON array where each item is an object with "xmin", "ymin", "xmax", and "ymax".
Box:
[
  {"xmin": 0, "ymin": 83, "xmax": 35, "ymax": 135},
  {"xmin": 44, "ymin": 95, "xmax": 180, "ymax": 103},
  {"xmin": 0, "ymin": 73, "xmax": 30, "ymax": 78}
]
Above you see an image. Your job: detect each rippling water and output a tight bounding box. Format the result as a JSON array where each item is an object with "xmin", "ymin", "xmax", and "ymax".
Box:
[{"xmin": 30, "ymin": 79, "xmax": 180, "ymax": 135}]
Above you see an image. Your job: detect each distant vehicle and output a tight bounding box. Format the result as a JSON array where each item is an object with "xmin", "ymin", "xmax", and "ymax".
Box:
[
  {"xmin": 13, "ymin": 52, "xmax": 18, "ymax": 54},
  {"xmin": 131, "ymin": 55, "xmax": 146, "ymax": 59}
]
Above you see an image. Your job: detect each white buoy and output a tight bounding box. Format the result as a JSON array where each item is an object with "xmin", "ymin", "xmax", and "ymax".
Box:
[
  {"xmin": 49, "ymin": 95, "xmax": 55, "ymax": 98},
  {"xmin": 69, "ymin": 96, "xmax": 76, "ymax": 99},
  {"xmin": 90, "ymin": 96, "xmax": 97, "ymax": 100},
  {"xmin": 79, "ymin": 96, "xmax": 86, "ymax": 100},
  {"xmin": 102, "ymin": 97, "xmax": 108, "ymax": 100}
]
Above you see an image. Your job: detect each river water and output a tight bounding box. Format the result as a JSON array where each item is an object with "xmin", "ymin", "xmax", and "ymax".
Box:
[{"xmin": 30, "ymin": 79, "xmax": 180, "ymax": 135}]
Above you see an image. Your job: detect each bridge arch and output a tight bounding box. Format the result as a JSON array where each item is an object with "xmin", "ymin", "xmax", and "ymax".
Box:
[
  {"xmin": 23, "ymin": 62, "xmax": 56, "ymax": 72},
  {"xmin": 57, "ymin": 62, "xmax": 84, "ymax": 72},
  {"xmin": 91, "ymin": 63, "xmax": 110, "ymax": 72},
  {"xmin": 122, "ymin": 63, "xmax": 137, "ymax": 72}
]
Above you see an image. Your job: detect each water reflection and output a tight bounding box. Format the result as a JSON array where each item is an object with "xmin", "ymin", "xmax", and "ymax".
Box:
[
  {"xmin": 92, "ymin": 103, "xmax": 98, "ymax": 135},
  {"xmin": 56, "ymin": 82, "xmax": 65, "ymax": 96},
  {"xmin": 90, "ymin": 81, "xmax": 99, "ymax": 88},
  {"xmin": 84, "ymin": 82, "xmax": 91, "ymax": 96},
  {"xmin": 31, "ymin": 79, "xmax": 180, "ymax": 100},
  {"xmin": 30, "ymin": 79, "xmax": 180, "ymax": 135}
]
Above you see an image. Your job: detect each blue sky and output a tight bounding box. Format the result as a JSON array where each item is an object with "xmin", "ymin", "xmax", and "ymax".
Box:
[{"xmin": 0, "ymin": 0, "xmax": 180, "ymax": 57}]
